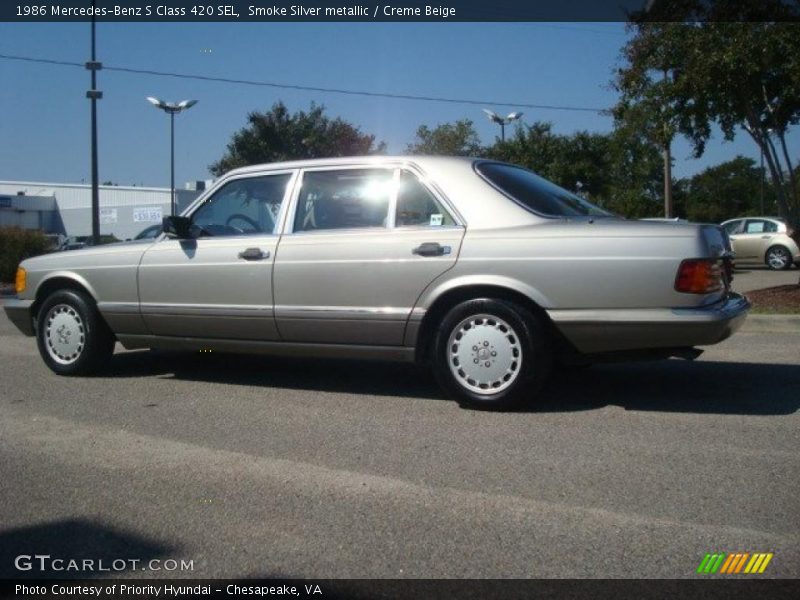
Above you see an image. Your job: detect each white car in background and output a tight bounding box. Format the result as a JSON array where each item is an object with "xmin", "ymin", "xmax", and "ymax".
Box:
[{"xmin": 721, "ymin": 217, "xmax": 800, "ymax": 270}]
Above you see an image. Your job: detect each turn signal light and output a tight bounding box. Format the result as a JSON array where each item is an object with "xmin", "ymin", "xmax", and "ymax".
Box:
[
  {"xmin": 675, "ymin": 259, "xmax": 723, "ymax": 294},
  {"xmin": 15, "ymin": 266, "xmax": 27, "ymax": 294}
]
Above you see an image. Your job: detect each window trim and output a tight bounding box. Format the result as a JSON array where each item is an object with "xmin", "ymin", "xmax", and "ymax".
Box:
[
  {"xmin": 284, "ymin": 164, "xmax": 462, "ymax": 235},
  {"xmin": 472, "ymin": 159, "xmax": 609, "ymax": 220},
  {"xmin": 182, "ymin": 169, "xmax": 299, "ymax": 239}
]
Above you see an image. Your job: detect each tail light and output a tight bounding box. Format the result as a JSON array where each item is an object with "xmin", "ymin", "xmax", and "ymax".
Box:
[{"xmin": 675, "ymin": 259, "xmax": 723, "ymax": 294}]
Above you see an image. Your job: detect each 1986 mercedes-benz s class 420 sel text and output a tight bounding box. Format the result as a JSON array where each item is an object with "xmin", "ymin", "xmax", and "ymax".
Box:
[{"xmin": 5, "ymin": 157, "xmax": 750, "ymax": 410}]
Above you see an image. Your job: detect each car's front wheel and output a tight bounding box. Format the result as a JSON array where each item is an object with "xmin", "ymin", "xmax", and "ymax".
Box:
[
  {"xmin": 36, "ymin": 289, "xmax": 115, "ymax": 375},
  {"xmin": 766, "ymin": 245, "xmax": 793, "ymax": 270},
  {"xmin": 433, "ymin": 298, "xmax": 552, "ymax": 410}
]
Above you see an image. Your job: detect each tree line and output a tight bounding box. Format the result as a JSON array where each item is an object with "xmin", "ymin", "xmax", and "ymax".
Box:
[{"xmin": 210, "ymin": 1, "xmax": 799, "ymax": 226}]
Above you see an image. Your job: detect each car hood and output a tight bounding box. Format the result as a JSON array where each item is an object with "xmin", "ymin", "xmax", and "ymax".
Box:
[{"xmin": 21, "ymin": 239, "xmax": 153, "ymax": 272}]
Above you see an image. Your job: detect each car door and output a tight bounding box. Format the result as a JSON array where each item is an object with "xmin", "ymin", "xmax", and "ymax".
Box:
[
  {"xmin": 734, "ymin": 219, "xmax": 776, "ymax": 261},
  {"xmin": 272, "ymin": 165, "xmax": 465, "ymax": 345},
  {"xmin": 137, "ymin": 170, "xmax": 296, "ymax": 340}
]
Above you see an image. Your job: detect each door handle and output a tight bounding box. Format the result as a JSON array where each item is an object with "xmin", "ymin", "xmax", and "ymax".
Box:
[
  {"xmin": 412, "ymin": 242, "xmax": 450, "ymax": 257},
  {"xmin": 761, "ymin": 235, "xmax": 772, "ymax": 239},
  {"xmin": 238, "ymin": 247, "xmax": 270, "ymax": 260}
]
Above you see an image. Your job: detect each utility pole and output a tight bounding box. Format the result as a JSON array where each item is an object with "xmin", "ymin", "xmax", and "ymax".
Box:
[
  {"xmin": 86, "ymin": 0, "xmax": 102, "ymax": 245},
  {"xmin": 662, "ymin": 69, "xmax": 673, "ymax": 219}
]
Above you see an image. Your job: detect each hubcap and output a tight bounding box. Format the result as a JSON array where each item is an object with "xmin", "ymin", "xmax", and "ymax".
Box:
[
  {"xmin": 447, "ymin": 314, "xmax": 522, "ymax": 395},
  {"xmin": 44, "ymin": 304, "xmax": 85, "ymax": 365},
  {"xmin": 767, "ymin": 248, "xmax": 789, "ymax": 270}
]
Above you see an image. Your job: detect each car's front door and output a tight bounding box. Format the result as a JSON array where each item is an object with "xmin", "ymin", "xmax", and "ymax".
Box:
[
  {"xmin": 273, "ymin": 166, "xmax": 465, "ymax": 345},
  {"xmin": 137, "ymin": 170, "xmax": 296, "ymax": 340}
]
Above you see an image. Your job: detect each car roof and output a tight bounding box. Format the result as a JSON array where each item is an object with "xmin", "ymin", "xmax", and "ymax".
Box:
[{"xmin": 224, "ymin": 155, "xmax": 478, "ymax": 176}]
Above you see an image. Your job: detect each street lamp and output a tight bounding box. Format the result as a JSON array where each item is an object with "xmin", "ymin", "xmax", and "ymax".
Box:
[
  {"xmin": 146, "ymin": 97, "xmax": 197, "ymax": 215},
  {"xmin": 482, "ymin": 109, "xmax": 523, "ymax": 142}
]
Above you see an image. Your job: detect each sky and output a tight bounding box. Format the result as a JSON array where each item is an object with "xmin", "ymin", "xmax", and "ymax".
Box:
[{"xmin": 1, "ymin": 21, "xmax": 797, "ymax": 189}]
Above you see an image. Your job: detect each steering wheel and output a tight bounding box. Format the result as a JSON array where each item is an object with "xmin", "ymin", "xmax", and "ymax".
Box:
[{"xmin": 225, "ymin": 213, "xmax": 261, "ymax": 233}]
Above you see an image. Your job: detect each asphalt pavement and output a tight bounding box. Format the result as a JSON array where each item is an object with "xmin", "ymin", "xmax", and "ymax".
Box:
[{"xmin": 0, "ymin": 309, "xmax": 798, "ymax": 580}]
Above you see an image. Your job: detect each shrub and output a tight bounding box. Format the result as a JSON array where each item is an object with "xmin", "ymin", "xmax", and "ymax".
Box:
[{"xmin": 0, "ymin": 227, "xmax": 52, "ymax": 282}]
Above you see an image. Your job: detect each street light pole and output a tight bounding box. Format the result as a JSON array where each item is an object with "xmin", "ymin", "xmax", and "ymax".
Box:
[
  {"xmin": 86, "ymin": 0, "xmax": 103, "ymax": 245},
  {"xmin": 146, "ymin": 97, "xmax": 197, "ymax": 215},
  {"xmin": 760, "ymin": 144, "xmax": 765, "ymax": 215},
  {"xmin": 482, "ymin": 109, "xmax": 523, "ymax": 143},
  {"xmin": 170, "ymin": 111, "xmax": 175, "ymax": 215}
]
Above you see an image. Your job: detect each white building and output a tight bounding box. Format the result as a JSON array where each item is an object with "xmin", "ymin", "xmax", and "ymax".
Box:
[{"xmin": 0, "ymin": 181, "xmax": 203, "ymax": 241}]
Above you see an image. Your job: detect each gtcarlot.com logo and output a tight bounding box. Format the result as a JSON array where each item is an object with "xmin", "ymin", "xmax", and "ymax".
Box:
[
  {"xmin": 14, "ymin": 555, "xmax": 194, "ymax": 573},
  {"xmin": 696, "ymin": 552, "xmax": 773, "ymax": 575}
]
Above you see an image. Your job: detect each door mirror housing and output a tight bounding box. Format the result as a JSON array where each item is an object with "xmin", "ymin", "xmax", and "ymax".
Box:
[{"xmin": 162, "ymin": 216, "xmax": 192, "ymax": 239}]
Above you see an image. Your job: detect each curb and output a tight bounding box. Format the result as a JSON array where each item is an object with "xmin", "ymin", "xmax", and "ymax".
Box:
[{"xmin": 740, "ymin": 314, "xmax": 800, "ymax": 333}]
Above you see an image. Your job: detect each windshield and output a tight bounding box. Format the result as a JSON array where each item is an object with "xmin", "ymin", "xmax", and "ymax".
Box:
[{"xmin": 476, "ymin": 162, "xmax": 612, "ymax": 218}]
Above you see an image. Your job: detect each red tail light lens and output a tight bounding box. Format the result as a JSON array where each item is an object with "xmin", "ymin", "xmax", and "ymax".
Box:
[{"xmin": 675, "ymin": 259, "xmax": 723, "ymax": 294}]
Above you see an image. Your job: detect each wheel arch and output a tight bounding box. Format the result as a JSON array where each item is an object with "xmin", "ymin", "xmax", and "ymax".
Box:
[
  {"xmin": 412, "ymin": 280, "xmax": 576, "ymax": 364},
  {"xmin": 32, "ymin": 273, "xmax": 99, "ymax": 320}
]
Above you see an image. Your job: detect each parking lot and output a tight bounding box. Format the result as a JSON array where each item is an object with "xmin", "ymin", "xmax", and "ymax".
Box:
[{"xmin": 1, "ymin": 285, "xmax": 798, "ymax": 580}]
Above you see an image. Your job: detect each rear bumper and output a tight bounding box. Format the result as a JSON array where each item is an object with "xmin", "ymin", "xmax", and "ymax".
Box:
[
  {"xmin": 548, "ymin": 293, "xmax": 751, "ymax": 354},
  {"xmin": 3, "ymin": 298, "xmax": 35, "ymax": 336}
]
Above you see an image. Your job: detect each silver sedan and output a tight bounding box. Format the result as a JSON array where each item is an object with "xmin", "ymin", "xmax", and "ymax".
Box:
[{"xmin": 5, "ymin": 156, "xmax": 750, "ymax": 410}]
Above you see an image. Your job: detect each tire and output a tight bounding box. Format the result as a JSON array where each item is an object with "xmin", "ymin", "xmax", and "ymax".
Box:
[
  {"xmin": 432, "ymin": 298, "xmax": 552, "ymax": 410},
  {"xmin": 36, "ymin": 289, "xmax": 115, "ymax": 375},
  {"xmin": 765, "ymin": 245, "xmax": 793, "ymax": 270}
]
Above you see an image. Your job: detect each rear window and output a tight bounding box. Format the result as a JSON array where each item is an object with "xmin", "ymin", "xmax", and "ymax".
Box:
[{"xmin": 476, "ymin": 162, "xmax": 611, "ymax": 217}]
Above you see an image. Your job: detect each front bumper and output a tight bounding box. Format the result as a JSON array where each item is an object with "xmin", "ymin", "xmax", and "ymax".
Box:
[
  {"xmin": 3, "ymin": 298, "xmax": 35, "ymax": 336},
  {"xmin": 548, "ymin": 293, "xmax": 751, "ymax": 354}
]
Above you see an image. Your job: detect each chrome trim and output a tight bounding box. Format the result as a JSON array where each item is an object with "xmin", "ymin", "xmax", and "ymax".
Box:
[
  {"xmin": 116, "ymin": 334, "xmax": 416, "ymax": 362},
  {"xmin": 97, "ymin": 301, "xmax": 140, "ymax": 314},
  {"xmin": 274, "ymin": 305, "xmax": 410, "ymax": 321},
  {"xmin": 181, "ymin": 169, "xmax": 300, "ymax": 235},
  {"xmin": 283, "ymin": 163, "xmax": 464, "ymax": 235},
  {"xmin": 140, "ymin": 303, "xmax": 274, "ymax": 317}
]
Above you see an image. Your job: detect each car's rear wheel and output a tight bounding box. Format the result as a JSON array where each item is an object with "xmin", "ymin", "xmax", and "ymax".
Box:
[
  {"xmin": 36, "ymin": 289, "xmax": 115, "ymax": 375},
  {"xmin": 432, "ymin": 298, "xmax": 552, "ymax": 410},
  {"xmin": 765, "ymin": 245, "xmax": 793, "ymax": 270}
]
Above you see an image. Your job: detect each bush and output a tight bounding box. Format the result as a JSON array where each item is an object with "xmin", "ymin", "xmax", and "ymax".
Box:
[{"xmin": 0, "ymin": 227, "xmax": 52, "ymax": 282}]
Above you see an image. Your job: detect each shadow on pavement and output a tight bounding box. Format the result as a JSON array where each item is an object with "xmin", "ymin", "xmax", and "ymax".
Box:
[
  {"xmin": 99, "ymin": 350, "xmax": 800, "ymax": 416},
  {"xmin": 0, "ymin": 518, "xmax": 174, "ymax": 579}
]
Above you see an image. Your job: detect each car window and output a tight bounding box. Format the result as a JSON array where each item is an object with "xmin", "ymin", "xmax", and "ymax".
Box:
[
  {"xmin": 395, "ymin": 171, "xmax": 456, "ymax": 227},
  {"xmin": 136, "ymin": 225, "xmax": 162, "ymax": 240},
  {"xmin": 293, "ymin": 169, "xmax": 392, "ymax": 232},
  {"xmin": 476, "ymin": 162, "xmax": 611, "ymax": 218},
  {"xmin": 191, "ymin": 173, "xmax": 291, "ymax": 237},
  {"xmin": 744, "ymin": 220, "xmax": 776, "ymax": 234},
  {"xmin": 722, "ymin": 220, "xmax": 743, "ymax": 235}
]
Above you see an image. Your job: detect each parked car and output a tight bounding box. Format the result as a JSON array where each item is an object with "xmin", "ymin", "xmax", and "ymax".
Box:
[
  {"xmin": 5, "ymin": 157, "xmax": 750, "ymax": 410},
  {"xmin": 721, "ymin": 217, "xmax": 800, "ymax": 270}
]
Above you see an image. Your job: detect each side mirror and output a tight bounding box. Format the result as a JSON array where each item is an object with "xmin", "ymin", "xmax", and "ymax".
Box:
[{"xmin": 162, "ymin": 216, "xmax": 192, "ymax": 239}]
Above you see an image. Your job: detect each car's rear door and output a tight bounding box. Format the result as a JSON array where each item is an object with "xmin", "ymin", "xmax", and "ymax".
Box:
[
  {"xmin": 735, "ymin": 219, "xmax": 777, "ymax": 261},
  {"xmin": 272, "ymin": 165, "xmax": 464, "ymax": 345},
  {"xmin": 137, "ymin": 170, "xmax": 296, "ymax": 340}
]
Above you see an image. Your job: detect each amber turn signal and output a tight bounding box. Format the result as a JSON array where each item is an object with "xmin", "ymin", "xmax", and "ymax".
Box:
[
  {"xmin": 675, "ymin": 259, "xmax": 723, "ymax": 294},
  {"xmin": 14, "ymin": 266, "xmax": 27, "ymax": 294}
]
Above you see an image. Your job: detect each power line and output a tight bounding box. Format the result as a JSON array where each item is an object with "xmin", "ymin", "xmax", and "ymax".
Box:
[{"xmin": 0, "ymin": 52, "xmax": 607, "ymax": 114}]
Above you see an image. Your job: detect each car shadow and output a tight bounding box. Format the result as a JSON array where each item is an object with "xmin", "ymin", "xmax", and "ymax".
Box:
[
  {"xmin": 0, "ymin": 518, "xmax": 174, "ymax": 579},
  {"xmin": 101, "ymin": 350, "xmax": 800, "ymax": 416}
]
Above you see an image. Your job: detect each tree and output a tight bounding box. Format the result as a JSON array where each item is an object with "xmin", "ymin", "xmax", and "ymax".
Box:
[
  {"xmin": 613, "ymin": 22, "xmax": 687, "ymax": 218},
  {"xmin": 616, "ymin": 1, "xmax": 800, "ymax": 225},
  {"xmin": 674, "ymin": 156, "xmax": 773, "ymax": 223},
  {"xmin": 210, "ymin": 102, "xmax": 385, "ymax": 176},
  {"xmin": 405, "ymin": 119, "xmax": 482, "ymax": 156}
]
